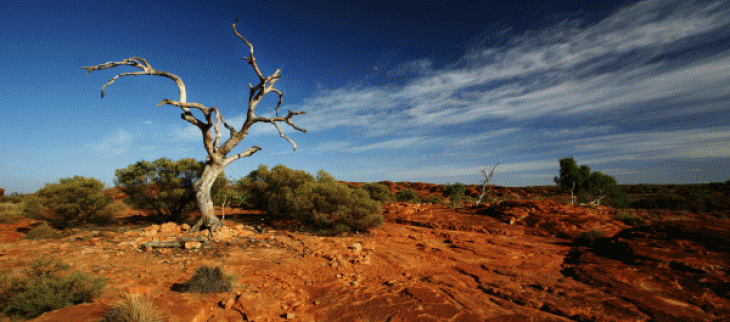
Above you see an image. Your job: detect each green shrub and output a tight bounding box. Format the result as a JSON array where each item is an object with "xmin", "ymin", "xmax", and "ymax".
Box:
[
  {"xmin": 22, "ymin": 222, "xmax": 62, "ymax": 240},
  {"xmin": 363, "ymin": 183, "xmax": 395, "ymax": 203},
  {"xmin": 21, "ymin": 196, "xmax": 46, "ymax": 220},
  {"xmin": 614, "ymin": 211, "xmax": 643, "ymax": 226},
  {"xmin": 291, "ymin": 183, "xmax": 383, "ymax": 233},
  {"xmin": 0, "ymin": 195, "xmax": 23, "ymax": 205},
  {"xmin": 395, "ymin": 188, "xmax": 421, "ymax": 203},
  {"xmin": 242, "ymin": 164, "xmax": 315, "ymax": 219},
  {"xmin": 171, "ymin": 266, "xmax": 232, "ymax": 293},
  {"xmin": 240, "ymin": 165, "xmax": 384, "ymax": 233},
  {"xmin": 101, "ymin": 294, "xmax": 162, "ymax": 322},
  {"xmin": 554, "ymin": 157, "xmax": 629, "ymax": 207},
  {"xmin": 0, "ymin": 203, "xmax": 21, "ymax": 224},
  {"xmin": 421, "ymin": 195, "xmax": 443, "ymax": 204},
  {"xmin": 36, "ymin": 176, "xmax": 113, "ymax": 229},
  {"xmin": 573, "ymin": 228, "xmax": 604, "ymax": 246},
  {"xmin": 114, "ymin": 158, "xmax": 227, "ymax": 223},
  {"xmin": 442, "ymin": 183, "xmax": 466, "ymax": 207},
  {"xmin": 1, "ymin": 258, "xmax": 106, "ymax": 319},
  {"xmin": 480, "ymin": 195, "xmax": 498, "ymax": 204}
]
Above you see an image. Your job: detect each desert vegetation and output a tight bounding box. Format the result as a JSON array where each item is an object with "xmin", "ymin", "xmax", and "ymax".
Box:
[
  {"xmin": 0, "ymin": 259, "xmax": 106, "ymax": 319},
  {"xmin": 82, "ymin": 17, "xmax": 306, "ymax": 234},
  {"xmin": 0, "ymin": 167, "xmax": 729, "ymax": 321},
  {"xmin": 554, "ymin": 157, "xmax": 629, "ymax": 208},
  {"xmin": 240, "ymin": 165, "xmax": 384, "ymax": 235}
]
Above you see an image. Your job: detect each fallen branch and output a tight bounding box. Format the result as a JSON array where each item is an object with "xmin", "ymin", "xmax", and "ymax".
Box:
[{"xmin": 140, "ymin": 236, "xmax": 210, "ymax": 250}]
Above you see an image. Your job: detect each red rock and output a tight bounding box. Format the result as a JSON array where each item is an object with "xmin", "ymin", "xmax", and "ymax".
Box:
[
  {"xmin": 31, "ymin": 303, "xmax": 109, "ymax": 322},
  {"xmin": 184, "ymin": 241, "xmax": 202, "ymax": 249},
  {"xmin": 233, "ymin": 293, "xmax": 281, "ymax": 321},
  {"xmin": 0, "ymin": 182, "xmax": 725, "ymax": 322}
]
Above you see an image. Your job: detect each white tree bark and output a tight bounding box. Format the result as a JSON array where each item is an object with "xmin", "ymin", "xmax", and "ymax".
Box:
[
  {"xmin": 475, "ymin": 160, "xmax": 501, "ymax": 205},
  {"xmin": 83, "ymin": 18, "xmax": 305, "ymax": 233}
]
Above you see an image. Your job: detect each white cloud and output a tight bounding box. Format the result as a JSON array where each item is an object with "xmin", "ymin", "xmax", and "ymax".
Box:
[
  {"xmin": 540, "ymin": 126, "xmax": 614, "ymax": 137},
  {"xmin": 386, "ymin": 58, "xmax": 433, "ymax": 78},
  {"xmin": 292, "ymin": 0, "xmax": 730, "ymax": 136},
  {"xmin": 564, "ymin": 126, "xmax": 730, "ymax": 161},
  {"xmin": 91, "ymin": 130, "xmax": 132, "ymax": 157}
]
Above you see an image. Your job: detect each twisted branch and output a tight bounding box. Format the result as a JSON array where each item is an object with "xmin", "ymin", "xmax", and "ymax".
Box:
[{"xmin": 83, "ymin": 18, "xmax": 306, "ymax": 163}]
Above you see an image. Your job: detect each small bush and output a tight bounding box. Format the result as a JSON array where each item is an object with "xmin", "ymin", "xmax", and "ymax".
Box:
[
  {"xmin": 22, "ymin": 222, "xmax": 62, "ymax": 240},
  {"xmin": 421, "ymin": 195, "xmax": 442, "ymax": 204},
  {"xmin": 171, "ymin": 266, "xmax": 232, "ymax": 294},
  {"xmin": 0, "ymin": 195, "xmax": 23, "ymax": 205},
  {"xmin": 91, "ymin": 202, "xmax": 128, "ymax": 226},
  {"xmin": 0, "ymin": 203, "xmax": 21, "ymax": 224},
  {"xmin": 115, "ymin": 158, "xmax": 229, "ymax": 223},
  {"xmin": 242, "ymin": 164, "xmax": 316, "ymax": 219},
  {"xmin": 101, "ymin": 294, "xmax": 162, "ymax": 322},
  {"xmin": 241, "ymin": 165, "xmax": 384, "ymax": 233},
  {"xmin": 363, "ymin": 183, "xmax": 395, "ymax": 203},
  {"xmin": 21, "ymin": 196, "xmax": 46, "ymax": 220},
  {"xmin": 479, "ymin": 195, "xmax": 498, "ymax": 204},
  {"xmin": 1, "ymin": 258, "xmax": 106, "ymax": 319},
  {"xmin": 291, "ymin": 183, "xmax": 383, "ymax": 233},
  {"xmin": 36, "ymin": 176, "xmax": 113, "ymax": 229},
  {"xmin": 395, "ymin": 188, "xmax": 421, "ymax": 203},
  {"xmin": 614, "ymin": 211, "xmax": 643, "ymax": 226},
  {"xmin": 573, "ymin": 228, "xmax": 604, "ymax": 246}
]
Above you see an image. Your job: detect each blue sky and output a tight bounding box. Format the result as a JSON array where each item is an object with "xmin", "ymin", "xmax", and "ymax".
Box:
[{"xmin": 2, "ymin": 0, "xmax": 729, "ymax": 194}]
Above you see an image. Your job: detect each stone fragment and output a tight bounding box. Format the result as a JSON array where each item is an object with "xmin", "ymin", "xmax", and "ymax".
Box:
[
  {"xmin": 224, "ymin": 297, "xmax": 235, "ymax": 310},
  {"xmin": 184, "ymin": 242, "xmax": 202, "ymax": 249},
  {"xmin": 143, "ymin": 224, "xmax": 160, "ymax": 232},
  {"xmin": 349, "ymin": 242, "xmax": 362, "ymax": 255},
  {"xmin": 159, "ymin": 222, "xmax": 181, "ymax": 233},
  {"xmin": 233, "ymin": 294, "xmax": 281, "ymax": 322},
  {"xmin": 180, "ymin": 223, "xmax": 191, "ymax": 231}
]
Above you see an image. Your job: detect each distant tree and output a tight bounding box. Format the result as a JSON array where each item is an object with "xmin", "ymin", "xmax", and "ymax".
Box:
[
  {"xmin": 443, "ymin": 183, "xmax": 466, "ymax": 207},
  {"xmin": 114, "ymin": 157, "xmax": 228, "ymax": 223},
  {"xmin": 36, "ymin": 176, "xmax": 114, "ymax": 228},
  {"xmin": 395, "ymin": 188, "xmax": 421, "ymax": 203},
  {"xmin": 554, "ymin": 157, "xmax": 590, "ymax": 205},
  {"xmin": 554, "ymin": 157, "xmax": 628, "ymax": 207},
  {"xmin": 476, "ymin": 160, "xmax": 501, "ymax": 205},
  {"xmin": 362, "ymin": 183, "xmax": 396, "ymax": 203},
  {"xmin": 83, "ymin": 18, "xmax": 306, "ymax": 233}
]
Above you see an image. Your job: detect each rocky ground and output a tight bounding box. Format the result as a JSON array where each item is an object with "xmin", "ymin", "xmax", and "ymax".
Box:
[{"xmin": 0, "ymin": 183, "xmax": 728, "ymax": 322}]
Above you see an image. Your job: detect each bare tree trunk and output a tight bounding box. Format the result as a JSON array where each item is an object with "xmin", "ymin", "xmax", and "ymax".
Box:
[
  {"xmin": 475, "ymin": 160, "xmax": 501, "ymax": 205},
  {"xmin": 83, "ymin": 18, "xmax": 306, "ymax": 234},
  {"xmin": 190, "ymin": 163, "xmax": 225, "ymax": 233}
]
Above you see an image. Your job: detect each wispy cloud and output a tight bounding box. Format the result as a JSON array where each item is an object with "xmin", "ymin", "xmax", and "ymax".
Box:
[
  {"xmin": 564, "ymin": 126, "xmax": 730, "ymax": 161},
  {"xmin": 90, "ymin": 130, "xmax": 132, "ymax": 157},
  {"xmin": 294, "ymin": 0, "xmax": 730, "ymax": 137}
]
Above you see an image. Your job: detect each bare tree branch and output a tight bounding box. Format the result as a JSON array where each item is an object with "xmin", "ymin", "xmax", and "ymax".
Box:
[
  {"xmin": 476, "ymin": 160, "xmax": 502, "ymax": 205},
  {"xmin": 84, "ymin": 18, "xmax": 308, "ymax": 233},
  {"xmin": 82, "ymin": 57, "xmax": 188, "ymax": 108},
  {"xmin": 222, "ymin": 146, "xmax": 262, "ymax": 167},
  {"xmin": 232, "ymin": 17, "xmax": 265, "ymax": 81}
]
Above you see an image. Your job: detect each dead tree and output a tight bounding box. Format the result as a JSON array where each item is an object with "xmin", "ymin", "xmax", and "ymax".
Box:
[
  {"xmin": 82, "ymin": 18, "xmax": 305, "ymax": 233},
  {"xmin": 475, "ymin": 160, "xmax": 501, "ymax": 205}
]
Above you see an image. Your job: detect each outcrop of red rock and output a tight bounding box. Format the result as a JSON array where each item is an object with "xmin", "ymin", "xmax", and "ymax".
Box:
[
  {"xmin": 0, "ymin": 187, "xmax": 4, "ymax": 197},
  {"xmin": 0, "ymin": 193, "xmax": 726, "ymax": 321}
]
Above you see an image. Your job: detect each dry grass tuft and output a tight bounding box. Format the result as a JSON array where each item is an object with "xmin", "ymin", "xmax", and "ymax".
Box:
[{"xmin": 101, "ymin": 294, "xmax": 163, "ymax": 322}]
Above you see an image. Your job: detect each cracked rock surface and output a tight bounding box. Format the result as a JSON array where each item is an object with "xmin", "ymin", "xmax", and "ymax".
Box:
[{"xmin": 1, "ymin": 184, "xmax": 728, "ymax": 322}]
